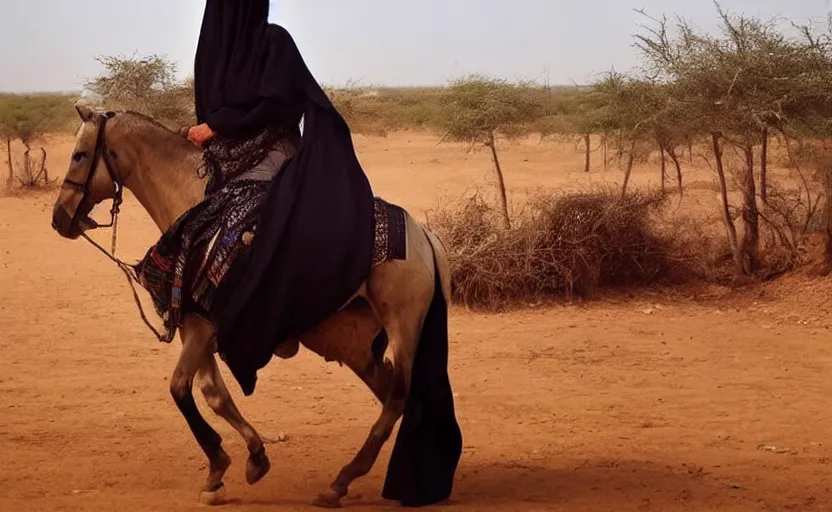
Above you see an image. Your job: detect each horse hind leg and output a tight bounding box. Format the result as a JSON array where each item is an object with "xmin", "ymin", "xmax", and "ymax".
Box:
[
  {"xmin": 341, "ymin": 327, "xmax": 395, "ymax": 404},
  {"xmin": 196, "ymin": 353, "xmax": 271, "ymax": 486},
  {"xmin": 361, "ymin": 330, "xmax": 395, "ymax": 403},
  {"xmin": 314, "ymin": 256, "xmax": 434, "ymax": 507},
  {"xmin": 313, "ymin": 318, "xmax": 420, "ymax": 509},
  {"xmin": 300, "ymin": 299, "xmax": 395, "ymax": 404}
]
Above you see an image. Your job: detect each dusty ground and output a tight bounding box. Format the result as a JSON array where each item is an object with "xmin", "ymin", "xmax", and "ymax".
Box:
[{"xmin": 2, "ymin": 133, "xmax": 832, "ymax": 511}]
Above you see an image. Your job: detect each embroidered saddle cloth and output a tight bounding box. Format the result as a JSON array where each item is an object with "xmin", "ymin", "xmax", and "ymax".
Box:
[{"xmin": 133, "ymin": 180, "xmax": 408, "ymax": 342}]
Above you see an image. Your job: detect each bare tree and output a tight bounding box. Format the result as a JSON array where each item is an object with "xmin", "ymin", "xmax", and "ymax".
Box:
[{"xmin": 0, "ymin": 121, "xmax": 12, "ymax": 189}]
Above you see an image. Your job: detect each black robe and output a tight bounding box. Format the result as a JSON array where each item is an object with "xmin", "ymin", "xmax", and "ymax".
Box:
[
  {"xmin": 192, "ymin": 2, "xmax": 462, "ymax": 507},
  {"xmin": 194, "ymin": 1, "xmax": 374, "ymax": 394},
  {"xmin": 195, "ymin": 0, "xmax": 305, "ymax": 136}
]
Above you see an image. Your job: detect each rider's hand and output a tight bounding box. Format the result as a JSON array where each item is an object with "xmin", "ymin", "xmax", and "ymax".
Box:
[{"xmin": 187, "ymin": 123, "xmax": 215, "ymax": 146}]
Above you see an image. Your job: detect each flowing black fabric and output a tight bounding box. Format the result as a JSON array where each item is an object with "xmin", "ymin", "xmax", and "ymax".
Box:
[
  {"xmin": 194, "ymin": 2, "xmax": 374, "ymax": 392},
  {"xmin": 195, "ymin": 0, "xmax": 303, "ymax": 136},
  {"xmin": 381, "ymin": 264, "xmax": 464, "ymax": 507}
]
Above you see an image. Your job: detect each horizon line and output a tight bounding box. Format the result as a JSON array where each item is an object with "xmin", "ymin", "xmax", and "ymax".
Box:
[{"xmin": 0, "ymin": 82, "xmax": 594, "ymax": 95}]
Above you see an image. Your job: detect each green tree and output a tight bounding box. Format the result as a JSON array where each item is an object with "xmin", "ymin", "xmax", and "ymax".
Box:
[
  {"xmin": 588, "ymin": 73, "xmax": 672, "ymax": 197},
  {"xmin": 0, "ymin": 93, "xmax": 76, "ymax": 187},
  {"xmin": 775, "ymin": 16, "xmax": 832, "ymax": 267},
  {"xmin": 437, "ymin": 75, "xmax": 547, "ymax": 228},
  {"xmin": 632, "ymin": 3, "xmax": 832, "ymax": 275},
  {"xmin": 538, "ymin": 87, "xmax": 610, "ymax": 174}
]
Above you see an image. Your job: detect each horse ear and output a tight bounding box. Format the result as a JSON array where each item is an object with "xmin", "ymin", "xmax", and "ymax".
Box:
[{"xmin": 75, "ymin": 103, "xmax": 95, "ymax": 122}]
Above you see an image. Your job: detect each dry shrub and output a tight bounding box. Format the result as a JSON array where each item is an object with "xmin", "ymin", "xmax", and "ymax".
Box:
[
  {"xmin": 756, "ymin": 179, "xmax": 826, "ymax": 276},
  {"xmin": 429, "ymin": 185, "xmax": 704, "ymax": 309},
  {"xmin": 659, "ymin": 210, "xmax": 735, "ymax": 283},
  {"xmin": 16, "ymin": 148, "xmax": 52, "ymax": 189}
]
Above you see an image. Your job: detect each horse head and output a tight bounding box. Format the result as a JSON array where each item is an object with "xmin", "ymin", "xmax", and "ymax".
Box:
[
  {"xmin": 51, "ymin": 103, "xmax": 204, "ymax": 239},
  {"xmin": 51, "ymin": 104, "xmax": 128, "ymax": 239}
]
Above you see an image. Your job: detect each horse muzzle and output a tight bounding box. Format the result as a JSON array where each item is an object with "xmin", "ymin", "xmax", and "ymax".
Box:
[{"xmin": 51, "ymin": 204, "xmax": 97, "ymax": 240}]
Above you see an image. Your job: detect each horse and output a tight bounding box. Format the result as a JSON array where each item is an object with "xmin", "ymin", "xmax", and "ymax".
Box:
[{"xmin": 50, "ymin": 104, "xmax": 458, "ymax": 508}]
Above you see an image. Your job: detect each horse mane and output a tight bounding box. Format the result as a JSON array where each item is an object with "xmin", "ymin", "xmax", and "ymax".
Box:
[
  {"xmin": 119, "ymin": 110, "xmax": 184, "ymax": 135},
  {"xmin": 113, "ymin": 110, "xmax": 201, "ymax": 158}
]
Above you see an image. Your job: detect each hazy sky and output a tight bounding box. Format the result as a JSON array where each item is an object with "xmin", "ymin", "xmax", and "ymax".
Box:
[{"xmin": 1, "ymin": 0, "xmax": 829, "ymax": 92}]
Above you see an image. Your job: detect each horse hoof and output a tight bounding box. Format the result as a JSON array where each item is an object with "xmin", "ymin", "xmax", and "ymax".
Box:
[
  {"xmin": 245, "ymin": 450, "xmax": 271, "ymax": 485},
  {"xmin": 313, "ymin": 490, "xmax": 343, "ymax": 509},
  {"xmin": 199, "ymin": 483, "xmax": 227, "ymax": 506}
]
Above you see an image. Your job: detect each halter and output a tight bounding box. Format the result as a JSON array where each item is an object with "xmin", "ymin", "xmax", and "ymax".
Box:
[{"xmin": 62, "ymin": 111, "xmax": 166, "ymax": 341}]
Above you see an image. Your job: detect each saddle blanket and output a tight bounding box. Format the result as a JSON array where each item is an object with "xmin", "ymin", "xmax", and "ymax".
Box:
[{"xmin": 133, "ymin": 180, "xmax": 407, "ymax": 342}]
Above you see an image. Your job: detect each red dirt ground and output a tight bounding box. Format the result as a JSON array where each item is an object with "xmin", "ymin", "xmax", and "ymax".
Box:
[{"xmin": 2, "ymin": 133, "xmax": 832, "ymax": 511}]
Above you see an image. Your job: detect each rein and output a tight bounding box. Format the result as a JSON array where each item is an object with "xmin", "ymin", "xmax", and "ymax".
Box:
[{"xmin": 65, "ymin": 113, "xmax": 167, "ymax": 341}]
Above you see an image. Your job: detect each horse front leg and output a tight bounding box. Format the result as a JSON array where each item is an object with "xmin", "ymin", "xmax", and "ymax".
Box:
[
  {"xmin": 170, "ymin": 314, "xmax": 231, "ymax": 505},
  {"xmin": 196, "ymin": 352, "xmax": 271, "ymax": 486}
]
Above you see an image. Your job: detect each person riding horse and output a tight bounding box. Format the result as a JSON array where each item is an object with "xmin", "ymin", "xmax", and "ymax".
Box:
[
  {"xmin": 135, "ymin": 0, "xmax": 376, "ymax": 366},
  {"xmin": 186, "ymin": 0, "xmax": 303, "ymax": 193},
  {"xmin": 98, "ymin": 1, "xmax": 462, "ymax": 506}
]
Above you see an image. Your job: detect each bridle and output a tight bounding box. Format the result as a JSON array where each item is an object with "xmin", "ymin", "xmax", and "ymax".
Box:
[
  {"xmin": 62, "ymin": 110, "xmax": 166, "ymax": 341},
  {"xmin": 62, "ymin": 111, "xmax": 124, "ymax": 257}
]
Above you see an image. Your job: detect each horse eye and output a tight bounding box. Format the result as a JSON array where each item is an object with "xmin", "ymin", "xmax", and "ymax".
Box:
[{"xmin": 73, "ymin": 151, "xmax": 87, "ymax": 163}]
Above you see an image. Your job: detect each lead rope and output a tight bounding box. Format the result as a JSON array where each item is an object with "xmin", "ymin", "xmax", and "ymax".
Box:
[{"xmin": 80, "ymin": 197, "xmax": 167, "ymax": 342}]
